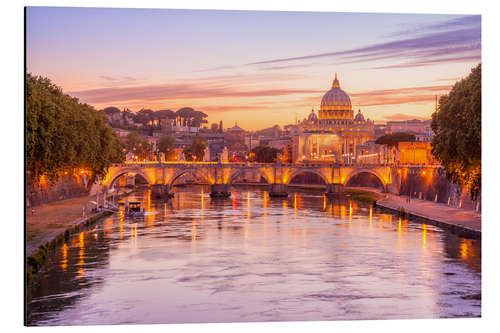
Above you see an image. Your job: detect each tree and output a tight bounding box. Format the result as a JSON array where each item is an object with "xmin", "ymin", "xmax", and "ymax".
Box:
[
  {"xmin": 431, "ymin": 64, "xmax": 481, "ymax": 199},
  {"xmin": 182, "ymin": 137, "xmax": 206, "ymax": 161},
  {"xmin": 123, "ymin": 131, "xmax": 152, "ymax": 160},
  {"xmin": 158, "ymin": 135, "xmax": 176, "ymax": 161},
  {"xmin": 250, "ymin": 145, "xmax": 281, "ymax": 163},
  {"xmin": 26, "ymin": 73, "xmax": 124, "ymax": 183},
  {"xmin": 375, "ymin": 132, "xmax": 416, "ymax": 147},
  {"xmin": 134, "ymin": 109, "xmax": 154, "ymax": 126}
]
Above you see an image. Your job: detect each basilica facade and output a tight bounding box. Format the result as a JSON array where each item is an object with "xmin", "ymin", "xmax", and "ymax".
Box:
[{"xmin": 294, "ymin": 74, "xmax": 375, "ymax": 164}]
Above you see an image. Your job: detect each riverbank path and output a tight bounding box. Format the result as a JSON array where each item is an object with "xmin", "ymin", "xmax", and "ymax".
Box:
[
  {"xmin": 26, "ymin": 189, "xmax": 131, "ymax": 257},
  {"xmin": 376, "ymin": 193, "xmax": 481, "ymax": 234}
]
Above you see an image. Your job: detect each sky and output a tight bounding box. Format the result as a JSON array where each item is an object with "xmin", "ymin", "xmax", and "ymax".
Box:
[{"xmin": 26, "ymin": 7, "xmax": 481, "ymax": 130}]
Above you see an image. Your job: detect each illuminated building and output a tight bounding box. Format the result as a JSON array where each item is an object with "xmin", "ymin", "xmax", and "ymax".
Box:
[
  {"xmin": 295, "ymin": 74, "xmax": 375, "ymax": 163},
  {"xmin": 397, "ymin": 141, "xmax": 439, "ymax": 165}
]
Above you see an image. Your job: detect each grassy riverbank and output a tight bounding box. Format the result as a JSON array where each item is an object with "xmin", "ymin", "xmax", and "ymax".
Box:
[{"xmin": 344, "ymin": 188, "xmax": 383, "ymax": 205}]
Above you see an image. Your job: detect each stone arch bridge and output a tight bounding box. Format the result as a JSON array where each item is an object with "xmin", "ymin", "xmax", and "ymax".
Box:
[{"xmin": 101, "ymin": 162, "xmax": 400, "ymax": 197}]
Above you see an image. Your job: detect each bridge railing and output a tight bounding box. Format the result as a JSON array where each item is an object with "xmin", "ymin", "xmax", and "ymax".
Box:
[{"xmin": 111, "ymin": 162, "xmax": 396, "ymax": 168}]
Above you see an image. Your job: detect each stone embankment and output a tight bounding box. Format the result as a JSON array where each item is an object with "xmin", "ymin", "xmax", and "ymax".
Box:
[
  {"xmin": 375, "ymin": 193, "xmax": 481, "ymax": 239},
  {"xmin": 26, "ymin": 188, "xmax": 134, "ymax": 294}
]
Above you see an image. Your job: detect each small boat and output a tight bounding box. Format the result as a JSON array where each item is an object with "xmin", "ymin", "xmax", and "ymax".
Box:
[{"xmin": 125, "ymin": 201, "xmax": 145, "ymax": 217}]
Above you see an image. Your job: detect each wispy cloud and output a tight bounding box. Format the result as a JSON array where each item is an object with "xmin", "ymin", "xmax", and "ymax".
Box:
[
  {"xmin": 193, "ymin": 16, "xmax": 479, "ymax": 73},
  {"xmin": 98, "ymin": 75, "xmax": 145, "ymax": 87},
  {"xmin": 70, "ymin": 82, "xmax": 323, "ymax": 104},
  {"xmin": 383, "ymin": 113, "xmax": 430, "ymax": 121},
  {"xmin": 368, "ymin": 55, "xmax": 481, "ymax": 70},
  {"xmin": 386, "ymin": 15, "xmax": 480, "ymax": 37},
  {"xmin": 248, "ymin": 26, "xmax": 480, "ymax": 66},
  {"xmin": 199, "ymin": 105, "xmax": 264, "ymax": 113},
  {"xmin": 435, "ymin": 76, "xmax": 462, "ymax": 82},
  {"xmin": 350, "ymin": 85, "xmax": 451, "ymax": 106}
]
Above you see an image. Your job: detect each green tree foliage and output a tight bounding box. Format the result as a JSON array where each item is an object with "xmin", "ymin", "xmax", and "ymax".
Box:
[
  {"xmin": 250, "ymin": 145, "xmax": 281, "ymax": 163},
  {"xmin": 26, "ymin": 74, "xmax": 124, "ymax": 182},
  {"xmin": 154, "ymin": 109, "xmax": 176, "ymax": 119},
  {"xmin": 103, "ymin": 106, "xmax": 121, "ymax": 115},
  {"xmin": 158, "ymin": 135, "xmax": 176, "ymax": 161},
  {"xmin": 134, "ymin": 109, "xmax": 154, "ymax": 126},
  {"xmin": 431, "ymin": 64, "xmax": 481, "ymax": 199},
  {"xmin": 375, "ymin": 132, "xmax": 416, "ymax": 147},
  {"xmin": 123, "ymin": 131, "xmax": 153, "ymax": 160},
  {"xmin": 182, "ymin": 137, "xmax": 206, "ymax": 161}
]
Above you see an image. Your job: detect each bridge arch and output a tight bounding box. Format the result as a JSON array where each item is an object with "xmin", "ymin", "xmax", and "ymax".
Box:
[
  {"xmin": 228, "ymin": 168, "xmax": 271, "ymax": 185},
  {"xmin": 168, "ymin": 168, "xmax": 211, "ymax": 187},
  {"xmin": 343, "ymin": 168, "xmax": 388, "ymax": 187},
  {"xmin": 286, "ymin": 169, "xmax": 328, "ymax": 185},
  {"xmin": 105, "ymin": 166, "xmax": 153, "ymax": 187}
]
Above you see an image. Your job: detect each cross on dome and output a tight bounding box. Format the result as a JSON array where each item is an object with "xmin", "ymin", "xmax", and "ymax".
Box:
[{"xmin": 332, "ymin": 72, "xmax": 340, "ymax": 88}]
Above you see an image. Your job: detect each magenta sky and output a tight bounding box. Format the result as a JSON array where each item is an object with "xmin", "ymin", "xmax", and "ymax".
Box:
[{"xmin": 26, "ymin": 7, "xmax": 481, "ymax": 130}]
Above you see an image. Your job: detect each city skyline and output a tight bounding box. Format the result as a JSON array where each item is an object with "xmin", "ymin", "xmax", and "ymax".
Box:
[{"xmin": 26, "ymin": 7, "xmax": 481, "ymax": 130}]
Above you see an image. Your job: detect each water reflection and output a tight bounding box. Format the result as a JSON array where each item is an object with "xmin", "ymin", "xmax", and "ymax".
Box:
[{"xmin": 29, "ymin": 186, "xmax": 481, "ymax": 326}]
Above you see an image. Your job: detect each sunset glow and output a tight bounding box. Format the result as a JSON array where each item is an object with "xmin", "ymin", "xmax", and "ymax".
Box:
[{"xmin": 26, "ymin": 7, "xmax": 481, "ymax": 130}]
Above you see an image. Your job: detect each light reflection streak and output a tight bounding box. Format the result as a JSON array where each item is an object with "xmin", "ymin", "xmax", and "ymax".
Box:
[
  {"xmin": 119, "ymin": 210, "xmax": 124, "ymax": 239},
  {"xmin": 130, "ymin": 223, "xmax": 138, "ymax": 249},
  {"xmin": 77, "ymin": 232, "xmax": 84, "ymax": 279},
  {"xmin": 191, "ymin": 219, "xmax": 197, "ymax": 253},
  {"xmin": 422, "ymin": 224, "xmax": 427, "ymax": 249},
  {"xmin": 61, "ymin": 243, "xmax": 68, "ymax": 271},
  {"xmin": 460, "ymin": 239, "xmax": 470, "ymax": 259},
  {"xmin": 247, "ymin": 191, "xmax": 251, "ymax": 220},
  {"xmin": 293, "ymin": 193, "xmax": 298, "ymax": 219}
]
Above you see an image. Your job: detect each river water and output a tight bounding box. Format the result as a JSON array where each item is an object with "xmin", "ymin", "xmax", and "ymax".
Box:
[{"xmin": 29, "ymin": 186, "xmax": 481, "ymax": 325}]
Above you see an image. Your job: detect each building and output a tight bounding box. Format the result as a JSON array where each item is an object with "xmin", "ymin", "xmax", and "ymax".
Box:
[
  {"xmin": 226, "ymin": 123, "xmax": 246, "ymax": 142},
  {"xmin": 397, "ymin": 141, "xmax": 438, "ymax": 165},
  {"xmin": 294, "ymin": 74, "xmax": 375, "ymax": 163}
]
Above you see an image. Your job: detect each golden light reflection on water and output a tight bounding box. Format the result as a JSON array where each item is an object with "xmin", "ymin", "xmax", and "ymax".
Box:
[
  {"xmin": 247, "ymin": 191, "xmax": 251, "ymax": 220},
  {"xmin": 201, "ymin": 187, "xmax": 205, "ymax": 212},
  {"xmin": 232, "ymin": 191, "xmax": 239, "ymax": 210},
  {"xmin": 422, "ymin": 224, "xmax": 427, "ymax": 249},
  {"xmin": 31, "ymin": 187, "xmax": 482, "ymax": 324},
  {"xmin": 61, "ymin": 243, "xmax": 68, "ymax": 271},
  {"xmin": 282, "ymin": 198, "xmax": 288, "ymax": 216},
  {"xmin": 76, "ymin": 232, "xmax": 85, "ymax": 279},
  {"xmin": 130, "ymin": 223, "xmax": 138, "ymax": 249},
  {"xmin": 460, "ymin": 238, "xmax": 470, "ymax": 259},
  {"xmin": 105, "ymin": 216, "xmax": 113, "ymax": 235},
  {"xmin": 119, "ymin": 210, "xmax": 124, "ymax": 239}
]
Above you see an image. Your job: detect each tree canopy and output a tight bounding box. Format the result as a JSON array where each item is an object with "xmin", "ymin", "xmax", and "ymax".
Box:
[
  {"xmin": 154, "ymin": 109, "xmax": 176, "ymax": 119},
  {"xmin": 26, "ymin": 74, "xmax": 125, "ymax": 182},
  {"xmin": 157, "ymin": 135, "xmax": 176, "ymax": 161},
  {"xmin": 182, "ymin": 137, "xmax": 206, "ymax": 161},
  {"xmin": 431, "ymin": 64, "xmax": 481, "ymax": 199},
  {"xmin": 250, "ymin": 146, "xmax": 281, "ymax": 163},
  {"xmin": 123, "ymin": 131, "xmax": 152, "ymax": 161},
  {"xmin": 375, "ymin": 132, "xmax": 416, "ymax": 147},
  {"xmin": 103, "ymin": 106, "xmax": 121, "ymax": 114}
]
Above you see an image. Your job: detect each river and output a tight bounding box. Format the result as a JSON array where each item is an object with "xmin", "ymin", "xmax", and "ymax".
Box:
[{"xmin": 28, "ymin": 186, "xmax": 481, "ymax": 325}]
